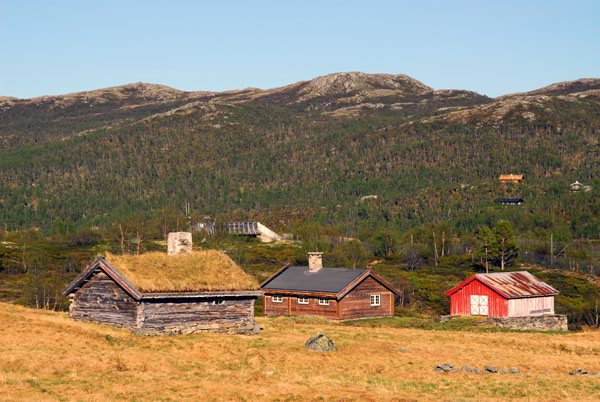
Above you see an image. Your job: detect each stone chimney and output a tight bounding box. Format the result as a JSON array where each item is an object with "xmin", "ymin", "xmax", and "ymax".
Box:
[
  {"xmin": 308, "ymin": 252, "xmax": 323, "ymax": 272},
  {"xmin": 167, "ymin": 232, "xmax": 192, "ymax": 255}
]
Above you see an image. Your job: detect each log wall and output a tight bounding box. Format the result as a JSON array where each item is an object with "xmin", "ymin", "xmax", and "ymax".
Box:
[
  {"xmin": 137, "ymin": 297, "xmax": 256, "ymax": 334},
  {"xmin": 339, "ymin": 277, "xmax": 394, "ymax": 319},
  {"xmin": 69, "ymin": 271, "xmax": 138, "ymax": 326}
]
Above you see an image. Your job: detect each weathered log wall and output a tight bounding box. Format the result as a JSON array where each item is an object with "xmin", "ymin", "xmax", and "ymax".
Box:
[
  {"xmin": 339, "ymin": 277, "xmax": 394, "ymax": 319},
  {"xmin": 136, "ymin": 297, "xmax": 257, "ymax": 335},
  {"xmin": 69, "ymin": 271, "xmax": 137, "ymax": 326}
]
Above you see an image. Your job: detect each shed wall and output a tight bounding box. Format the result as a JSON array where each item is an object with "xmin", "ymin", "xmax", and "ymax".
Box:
[
  {"xmin": 449, "ymin": 279, "xmax": 508, "ymax": 318},
  {"xmin": 339, "ymin": 277, "xmax": 394, "ymax": 319},
  {"xmin": 69, "ymin": 271, "xmax": 138, "ymax": 326},
  {"xmin": 507, "ymin": 296, "xmax": 554, "ymax": 317}
]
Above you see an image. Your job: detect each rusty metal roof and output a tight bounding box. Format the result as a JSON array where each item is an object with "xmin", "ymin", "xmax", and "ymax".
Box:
[{"xmin": 446, "ymin": 271, "xmax": 559, "ymax": 299}]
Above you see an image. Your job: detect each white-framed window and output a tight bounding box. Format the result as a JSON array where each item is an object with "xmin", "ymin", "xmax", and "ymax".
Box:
[
  {"xmin": 470, "ymin": 295, "xmax": 489, "ymax": 316},
  {"xmin": 272, "ymin": 296, "xmax": 283, "ymax": 303},
  {"xmin": 298, "ymin": 297, "xmax": 309, "ymax": 304},
  {"xmin": 370, "ymin": 294, "xmax": 381, "ymax": 306},
  {"xmin": 318, "ymin": 298, "xmax": 330, "ymax": 306},
  {"xmin": 212, "ymin": 300, "xmax": 224, "ymax": 305}
]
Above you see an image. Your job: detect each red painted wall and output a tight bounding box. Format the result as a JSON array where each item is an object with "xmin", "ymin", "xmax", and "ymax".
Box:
[{"xmin": 449, "ymin": 279, "xmax": 508, "ymax": 318}]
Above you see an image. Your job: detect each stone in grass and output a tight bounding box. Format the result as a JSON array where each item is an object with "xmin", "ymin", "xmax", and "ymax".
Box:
[
  {"xmin": 539, "ymin": 371, "xmax": 548, "ymax": 376},
  {"xmin": 569, "ymin": 368, "xmax": 588, "ymax": 376},
  {"xmin": 470, "ymin": 368, "xmax": 480, "ymax": 374},
  {"xmin": 509, "ymin": 367, "xmax": 520, "ymax": 374},
  {"xmin": 461, "ymin": 365, "xmax": 471, "ymax": 372},
  {"xmin": 305, "ymin": 333, "xmax": 337, "ymax": 352},
  {"xmin": 434, "ymin": 364, "xmax": 454, "ymax": 373},
  {"xmin": 395, "ymin": 347, "xmax": 409, "ymax": 352},
  {"xmin": 485, "ymin": 366, "xmax": 499, "ymax": 373}
]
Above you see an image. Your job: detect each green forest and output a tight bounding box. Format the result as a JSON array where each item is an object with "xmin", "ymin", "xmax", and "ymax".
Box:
[{"xmin": 1, "ymin": 74, "xmax": 599, "ymax": 327}]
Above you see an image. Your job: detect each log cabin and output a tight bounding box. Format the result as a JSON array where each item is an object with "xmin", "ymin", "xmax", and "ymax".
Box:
[
  {"xmin": 61, "ymin": 249, "xmax": 263, "ymax": 335},
  {"xmin": 261, "ymin": 252, "xmax": 400, "ymax": 319},
  {"xmin": 445, "ymin": 271, "xmax": 559, "ymax": 318}
]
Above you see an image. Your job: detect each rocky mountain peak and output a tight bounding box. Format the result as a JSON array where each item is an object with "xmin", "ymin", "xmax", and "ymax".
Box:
[{"xmin": 295, "ymin": 72, "xmax": 433, "ymax": 102}]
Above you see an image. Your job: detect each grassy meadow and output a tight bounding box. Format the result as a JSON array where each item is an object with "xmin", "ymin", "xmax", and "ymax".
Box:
[{"xmin": 1, "ymin": 303, "xmax": 600, "ymax": 401}]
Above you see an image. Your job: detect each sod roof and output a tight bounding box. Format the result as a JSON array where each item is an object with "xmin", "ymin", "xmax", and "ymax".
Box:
[{"xmin": 103, "ymin": 250, "xmax": 259, "ymax": 293}]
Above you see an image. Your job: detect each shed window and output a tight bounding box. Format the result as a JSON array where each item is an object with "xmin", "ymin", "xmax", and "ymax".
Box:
[
  {"xmin": 298, "ymin": 297, "xmax": 309, "ymax": 304},
  {"xmin": 370, "ymin": 294, "xmax": 381, "ymax": 306},
  {"xmin": 318, "ymin": 299, "xmax": 329, "ymax": 306},
  {"xmin": 212, "ymin": 300, "xmax": 224, "ymax": 305},
  {"xmin": 272, "ymin": 296, "xmax": 283, "ymax": 303}
]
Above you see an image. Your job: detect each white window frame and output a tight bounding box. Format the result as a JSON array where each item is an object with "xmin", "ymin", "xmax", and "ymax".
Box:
[
  {"xmin": 470, "ymin": 295, "xmax": 489, "ymax": 316},
  {"xmin": 297, "ymin": 297, "xmax": 309, "ymax": 304},
  {"xmin": 318, "ymin": 298, "xmax": 330, "ymax": 306},
  {"xmin": 272, "ymin": 296, "xmax": 283, "ymax": 303},
  {"xmin": 370, "ymin": 294, "xmax": 381, "ymax": 307}
]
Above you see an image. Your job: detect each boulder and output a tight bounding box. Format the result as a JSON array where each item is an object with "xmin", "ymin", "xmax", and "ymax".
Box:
[
  {"xmin": 305, "ymin": 333, "xmax": 337, "ymax": 352},
  {"xmin": 509, "ymin": 367, "xmax": 520, "ymax": 374},
  {"xmin": 434, "ymin": 364, "xmax": 454, "ymax": 373},
  {"xmin": 485, "ymin": 366, "xmax": 499, "ymax": 373}
]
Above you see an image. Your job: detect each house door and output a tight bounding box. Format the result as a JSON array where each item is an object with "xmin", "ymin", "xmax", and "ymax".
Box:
[{"xmin": 470, "ymin": 295, "xmax": 489, "ymax": 316}]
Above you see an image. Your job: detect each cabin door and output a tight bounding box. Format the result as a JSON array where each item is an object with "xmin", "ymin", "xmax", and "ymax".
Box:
[{"xmin": 470, "ymin": 295, "xmax": 488, "ymax": 316}]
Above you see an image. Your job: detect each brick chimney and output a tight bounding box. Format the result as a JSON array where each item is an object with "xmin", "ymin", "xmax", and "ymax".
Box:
[
  {"xmin": 167, "ymin": 232, "xmax": 192, "ymax": 255},
  {"xmin": 308, "ymin": 252, "xmax": 323, "ymax": 272}
]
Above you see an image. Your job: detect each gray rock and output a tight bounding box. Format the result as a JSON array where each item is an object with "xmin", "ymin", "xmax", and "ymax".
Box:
[
  {"xmin": 485, "ymin": 366, "xmax": 499, "ymax": 373},
  {"xmin": 434, "ymin": 364, "xmax": 454, "ymax": 373},
  {"xmin": 500, "ymin": 368, "xmax": 508, "ymax": 374},
  {"xmin": 395, "ymin": 347, "xmax": 409, "ymax": 352},
  {"xmin": 305, "ymin": 333, "xmax": 337, "ymax": 352},
  {"xmin": 509, "ymin": 367, "xmax": 520, "ymax": 374},
  {"xmin": 461, "ymin": 365, "xmax": 471, "ymax": 372},
  {"xmin": 470, "ymin": 368, "xmax": 480, "ymax": 374}
]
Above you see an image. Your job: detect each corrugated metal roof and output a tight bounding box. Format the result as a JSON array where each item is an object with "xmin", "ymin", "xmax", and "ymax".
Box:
[
  {"xmin": 262, "ymin": 266, "xmax": 365, "ymax": 294},
  {"xmin": 475, "ymin": 271, "xmax": 558, "ymax": 298}
]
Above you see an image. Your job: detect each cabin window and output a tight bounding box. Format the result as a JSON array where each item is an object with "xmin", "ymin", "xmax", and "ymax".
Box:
[
  {"xmin": 212, "ymin": 300, "xmax": 224, "ymax": 305},
  {"xmin": 298, "ymin": 297, "xmax": 309, "ymax": 304},
  {"xmin": 318, "ymin": 299, "xmax": 329, "ymax": 306},
  {"xmin": 272, "ymin": 296, "xmax": 283, "ymax": 303},
  {"xmin": 370, "ymin": 294, "xmax": 381, "ymax": 306}
]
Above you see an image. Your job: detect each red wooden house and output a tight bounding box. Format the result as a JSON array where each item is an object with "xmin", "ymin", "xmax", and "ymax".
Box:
[
  {"xmin": 445, "ymin": 271, "xmax": 559, "ymax": 318},
  {"xmin": 261, "ymin": 252, "xmax": 400, "ymax": 320}
]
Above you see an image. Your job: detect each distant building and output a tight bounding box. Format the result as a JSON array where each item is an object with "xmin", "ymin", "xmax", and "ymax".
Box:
[
  {"xmin": 499, "ymin": 174, "xmax": 525, "ymax": 183},
  {"xmin": 494, "ymin": 198, "xmax": 524, "ymax": 205},
  {"xmin": 192, "ymin": 221, "xmax": 282, "ymax": 242},
  {"xmin": 261, "ymin": 252, "xmax": 400, "ymax": 320},
  {"xmin": 570, "ymin": 181, "xmax": 592, "ymax": 192},
  {"xmin": 445, "ymin": 271, "xmax": 558, "ymax": 318}
]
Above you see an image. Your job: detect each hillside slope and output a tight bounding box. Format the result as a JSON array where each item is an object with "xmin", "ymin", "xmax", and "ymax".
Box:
[
  {"xmin": 1, "ymin": 303, "xmax": 599, "ymax": 401},
  {"xmin": 0, "ymin": 73, "xmax": 599, "ymax": 236}
]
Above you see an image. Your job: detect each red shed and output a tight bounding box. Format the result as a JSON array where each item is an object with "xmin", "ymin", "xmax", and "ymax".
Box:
[{"xmin": 445, "ymin": 271, "xmax": 559, "ymax": 318}]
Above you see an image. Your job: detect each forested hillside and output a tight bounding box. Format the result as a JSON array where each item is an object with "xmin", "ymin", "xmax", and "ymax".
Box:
[{"xmin": 1, "ymin": 73, "xmax": 599, "ymax": 239}]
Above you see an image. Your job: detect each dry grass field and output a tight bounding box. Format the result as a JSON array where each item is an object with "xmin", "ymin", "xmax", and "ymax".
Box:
[{"xmin": 1, "ymin": 303, "xmax": 600, "ymax": 401}]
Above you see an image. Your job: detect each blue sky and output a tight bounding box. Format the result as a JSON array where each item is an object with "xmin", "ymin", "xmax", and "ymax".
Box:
[{"xmin": 1, "ymin": 1, "xmax": 598, "ymax": 98}]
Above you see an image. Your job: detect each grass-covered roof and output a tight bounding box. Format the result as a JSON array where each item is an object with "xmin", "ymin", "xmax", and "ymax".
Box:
[{"xmin": 104, "ymin": 250, "xmax": 259, "ymax": 293}]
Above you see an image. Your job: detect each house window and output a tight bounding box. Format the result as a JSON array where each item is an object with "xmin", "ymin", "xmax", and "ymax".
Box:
[
  {"xmin": 298, "ymin": 297, "xmax": 309, "ymax": 304},
  {"xmin": 370, "ymin": 294, "xmax": 381, "ymax": 306},
  {"xmin": 318, "ymin": 299, "xmax": 329, "ymax": 306},
  {"xmin": 272, "ymin": 296, "xmax": 283, "ymax": 303},
  {"xmin": 212, "ymin": 300, "xmax": 224, "ymax": 305}
]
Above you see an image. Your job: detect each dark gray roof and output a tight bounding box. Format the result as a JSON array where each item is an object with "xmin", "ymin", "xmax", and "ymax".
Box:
[{"xmin": 262, "ymin": 266, "xmax": 366, "ymax": 293}]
